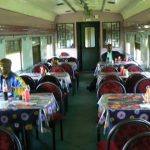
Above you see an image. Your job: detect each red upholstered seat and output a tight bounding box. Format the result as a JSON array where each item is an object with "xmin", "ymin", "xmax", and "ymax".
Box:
[
  {"xmin": 0, "ymin": 128, "xmax": 22, "ymax": 150},
  {"xmin": 51, "ymin": 66, "xmax": 65, "ymax": 72},
  {"xmin": 127, "ymin": 65, "xmax": 143, "ymax": 72},
  {"xmin": 97, "ymin": 80, "xmax": 126, "ymax": 98},
  {"xmin": 20, "ymin": 75, "xmax": 36, "ymax": 93},
  {"xmin": 99, "ymin": 74, "xmax": 124, "ymax": 87},
  {"xmin": 60, "ymin": 52, "xmax": 69, "ymax": 56},
  {"xmin": 101, "ymin": 66, "xmax": 118, "ymax": 72},
  {"xmin": 97, "ymin": 141, "xmax": 117, "ymax": 150},
  {"xmin": 36, "ymin": 82, "xmax": 63, "ymax": 150},
  {"xmin": 32, "ymin": 63, "xmax": 49, "ymax": 74},
  {"xmin": 125, "ymin": 73, "xmax": 146, "ymax": 93},
  {"xmin": 97, "ymin": 119, "xmax": 150, "ymax": 150},
  {"xmin": 122, "ymin": 132, "xmax": 150, "ymax": 150},
  {"xmin": 134, "ymin": 78, "xmax": 150, "ymax": 93}
]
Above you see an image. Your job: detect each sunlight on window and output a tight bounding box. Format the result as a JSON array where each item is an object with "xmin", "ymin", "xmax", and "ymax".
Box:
[
  {"xmin": 126, "ymin": 42, "xmax": 131, "ymax": 54},
  {"xmin": 46, "ymin": 44, "xmax": 53, "ymax": 59},
  {"xmin": 6, "ymin": 53, "xmax": 21, "ymax": 72}
]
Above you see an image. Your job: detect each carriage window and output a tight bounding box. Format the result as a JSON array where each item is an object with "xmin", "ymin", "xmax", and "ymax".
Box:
[
  {"xmin": 102, "ymin": 22, "xmax": 120, "ymax": 47},
  {"xmin": 5, "ymin": 39, "xmax": 22, "ymax": 72},
  {"xmin": 85, "ymin": 27, "xmax": 95, "ymax": 48},
  {"xmin": 57, "ymin": 23, "xmax": 75, "ymax": 48}
]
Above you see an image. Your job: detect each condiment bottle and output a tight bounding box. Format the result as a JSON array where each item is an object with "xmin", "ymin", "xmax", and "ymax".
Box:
[
  {"xmin": 2, "ymin": 79, "xmax": 8, "ymax": 100},
  {"xmin": 24, "ymin": 85, "xmax": 30, "ymax": 102}
]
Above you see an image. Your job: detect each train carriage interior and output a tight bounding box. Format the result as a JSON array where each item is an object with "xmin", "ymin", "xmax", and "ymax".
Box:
[{"xmin": 0, "ymin": 0, "xmax": 150, "ymax": 150}]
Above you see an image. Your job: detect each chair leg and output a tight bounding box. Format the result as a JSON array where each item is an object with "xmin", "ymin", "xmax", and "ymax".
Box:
[
  {"xmin": 60, "ymin": 120, "xmax": 63, "ymax": 141},
  {"xmin": 52, "ymin": 123, "xmax": 56, "ymax": 150},
  {"xmin": 76, "ymin": 77, "xmax": 79, "ymax": 90}
]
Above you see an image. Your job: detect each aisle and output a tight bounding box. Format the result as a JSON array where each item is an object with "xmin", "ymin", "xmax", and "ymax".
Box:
[
  {"xmin": 57, "ymin": 72, "xmax": 97, "ymax": 150},
  {"xmin": 32, "ymin": 72, "xmax": 97, "ymax": 150}
]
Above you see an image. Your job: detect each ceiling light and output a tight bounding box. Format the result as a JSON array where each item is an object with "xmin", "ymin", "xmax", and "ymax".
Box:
[
  {"xmin": 107, "ymin": 0, "xmax": 117, "ymax": 4},
  {"xmin": 143, "ymin": 25, "xmax": 150, "ymax": 28},
  {"xmin": 56, "ymin": 0, "xmax": 64, "ymax": 6}
]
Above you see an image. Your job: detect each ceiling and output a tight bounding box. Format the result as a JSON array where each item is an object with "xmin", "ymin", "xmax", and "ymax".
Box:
[{"xmin": 0, "ymin": 0, "xmax": 149, "ymax": 35}]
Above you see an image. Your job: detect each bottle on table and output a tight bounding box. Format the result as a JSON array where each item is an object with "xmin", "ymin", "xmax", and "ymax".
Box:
[{"xmin": 2, "ymin": 79, "xmax": 8, "ymax": 100}]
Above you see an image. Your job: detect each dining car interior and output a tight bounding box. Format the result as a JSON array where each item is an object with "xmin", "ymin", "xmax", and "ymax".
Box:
[{"xmin": 0, "ymin": 0, "xmax": 150, "ymax": 150}]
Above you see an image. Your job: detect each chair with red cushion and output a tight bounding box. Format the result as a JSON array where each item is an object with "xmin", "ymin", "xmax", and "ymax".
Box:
[
  {"xmin": 134, "ymin": 78, "xmax": 150, "ymax": 93},
  {"xmin": 125, "ymin": 73, "xmax": 146, "ymax": 93},
  {"xmin": 36, "ymin": 82, "xmax": 63, "ymax": 150},
  {"xmin": 122, "ymin": 131, "xmax": 150, "ymax": 150},
  {"xmin": 127, "ymin": 64, "xmax": 143, "ymax": 72},
  {"xmin": 60, "ymin": 52, "xmax": 69, "ymax": 57},
  {"xmin": 0, "ymin": 127, "xmax": 22, "ymax": 150},
  {"xmin": 51, "ymin": 66, "xmax": 65, "ymax": 73},
  {"xmin": 97, "ymin": 119, "xmax": 150, "ymax": 150},
  {"xmin": 20, "ymin": 75, "xmax": 37, "ymax": 93},
  {"xmin": 99, "ymin": 74, "xmax": 124, "ymax": 87},
  {"xmin": 32, "ymin": 63, "xmax": 49, "ymax": 74},
  {"xmin": 67, "ymin": 57, "xmax": 80, "ymax": 90},
  {"xmin": 37, "ymin": 75, "xmax": 68, "ymax": 113},
  {"xmin": 60, "ymin": 63, "xmax": 76, "ymax": 94},
  {"xmin": 101, "ymin": 66, "xmax": 118, "ymax": 72},
  {"xmin": 97, "ymin": 80, "xmax": 126, "ymax": 99}
]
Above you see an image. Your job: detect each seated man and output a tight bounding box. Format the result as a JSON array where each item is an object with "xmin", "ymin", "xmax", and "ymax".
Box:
[
  {"xmin": 86, "ymin": 44, "xmax": 125, "ymax": 92},
  {"xmin": 101, "ymin": 44, "xmax": 125, "ymax": 62},
  {"xmin": 0, "ymin": 58, "xmax": 26, "ymax": 97}
]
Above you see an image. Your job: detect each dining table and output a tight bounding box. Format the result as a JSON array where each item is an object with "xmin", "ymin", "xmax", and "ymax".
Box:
[
  {"xmin": 0, "ymin": 92, "xmax": 59, "ymax": 149},
  {"xmin": 97, "ymin": 93, "xmax": 150, "ymax": 135},
  {"xmin": 20, "ymin": 72, "xmax": 72, "ymax": 92}
]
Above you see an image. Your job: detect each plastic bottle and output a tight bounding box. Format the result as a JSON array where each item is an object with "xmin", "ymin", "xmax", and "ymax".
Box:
[
  {"xmin": 24, "ymin": 85, "xmax": 30, "ymax": 102},
  {"xmin": 2, "ymin": 79, "xmax": 8, "ymax": 100}
]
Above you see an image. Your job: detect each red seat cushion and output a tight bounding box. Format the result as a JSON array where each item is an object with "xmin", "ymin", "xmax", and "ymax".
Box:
[{"xmin": 97, "ymin": 141, "xmax": 118, "ymax": 150}]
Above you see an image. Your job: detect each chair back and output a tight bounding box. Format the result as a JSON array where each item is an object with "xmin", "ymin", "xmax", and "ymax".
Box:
[
  {"xmin": 20, "ymin": 75, "xmax": 36, "ymax": 93},
  {"xmin": 125, "ymin": 73, "xmax": 146, "ymax": 93},
  {"xmin": 106, "ymin": 119, "xmax": 150, "ymax": 150},
  {"xmin": 127, "ymin": 64, "xmax": 143, "ymax": 72},
  {"xmin": 47, "ymin": 57, "xmax": 60, "ymax": 63},
  {"xmin": 60, "ymin": 63, "xmax": 73, "ymax": 79},
  {"xmin": 51, "ymin": 66, "xmax": 65, "ymax": 73},
  {"xmin": 37, "ymin": 75, "xmax": 61, "ymax": 90},
  {"xmin": 122, "ymin": 131, "xmax": 150, "ymax": 150},
  {"xmin": 101, "ymin": 66, "xmax": 118, "ymax": 72},
  {"xmin": 134, "ymin": 78, "xmax": 150, "ymax": 93},
  {"xmin": 99, "ymin": 74, "xmax": 124, "ymax": 87},
  {"xmin": 32, "ymin": 63, "xmax": 49, "ymax": 73},
  {"xmin": 60, "ymin": 52, "xmax": 69, "ymax": 56},
  {"xmin": 36, "ymin": 82, "xmax": 62, "ymax": 101},
  {"xmin": 97, "ymin": 80, "xmax": 126, "ymax": 98},
  {"xmin": 0, "ymin": 128, "xmax": 22, "ymax": 150}
]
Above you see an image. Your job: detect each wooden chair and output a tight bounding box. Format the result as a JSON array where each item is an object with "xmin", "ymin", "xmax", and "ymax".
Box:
[{"xmin": 0, "ymin": 127, "xmax": 22, "ymax": 150}]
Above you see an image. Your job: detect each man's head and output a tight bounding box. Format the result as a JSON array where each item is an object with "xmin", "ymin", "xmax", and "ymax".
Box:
[
  {"xmin": 0, "ymin": 58, "xmax": 12, "ymax": 76},
  {"xmin": 107, "ymin": 44, "xmax": 112, "ymax": 52}
]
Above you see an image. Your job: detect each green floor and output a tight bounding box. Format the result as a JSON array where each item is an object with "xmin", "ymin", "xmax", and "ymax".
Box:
[{"xmin": 31, "ymin": 72, "xmax": 97, "ymax": 150}]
